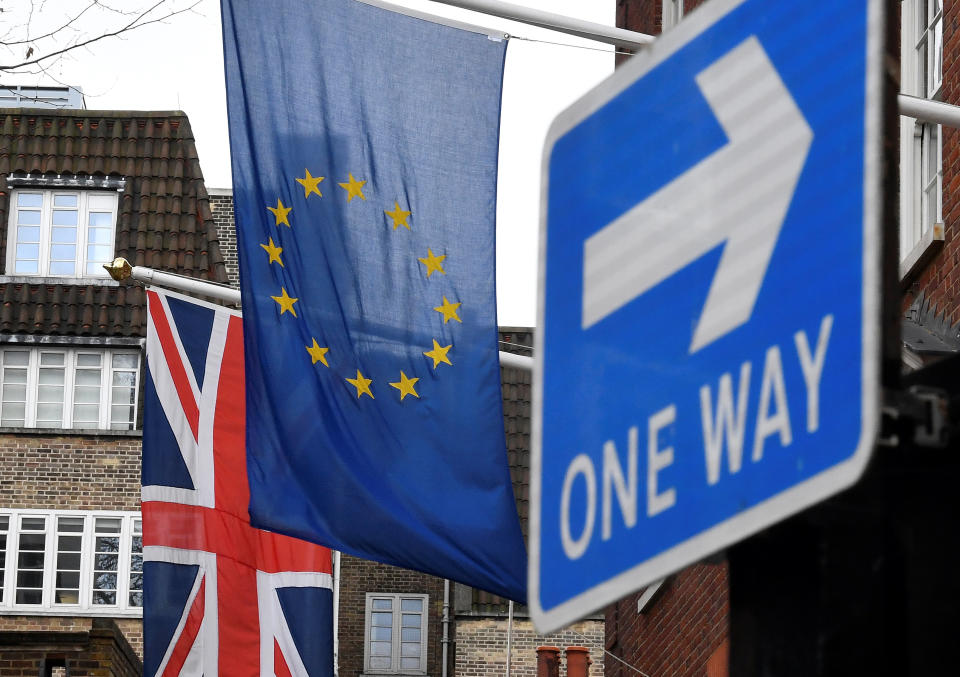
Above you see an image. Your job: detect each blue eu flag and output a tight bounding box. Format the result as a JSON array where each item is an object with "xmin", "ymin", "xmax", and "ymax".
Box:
[{"xmin": 222, "ymin": 0, "xmax": 526, "ymax": 599}]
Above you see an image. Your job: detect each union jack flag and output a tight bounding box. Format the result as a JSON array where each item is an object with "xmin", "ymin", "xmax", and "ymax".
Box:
[{"xmin": 142, "ymin": 287, "xmax": 334, "ymax": 677}]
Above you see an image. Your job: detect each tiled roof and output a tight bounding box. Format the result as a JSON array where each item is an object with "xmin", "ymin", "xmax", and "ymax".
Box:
[{"xmin": 0, "ymin": 108, "xmax": 226, "ymax": 337}]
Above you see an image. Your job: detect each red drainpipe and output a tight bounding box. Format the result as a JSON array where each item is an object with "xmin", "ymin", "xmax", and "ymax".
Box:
[
  {"xmin": 565, "ymin": 646, "xmax": 592, "ymax": 677},
  {"xmin": 536, "ymin": 646, "xmax": 561, "ymax": 677}
]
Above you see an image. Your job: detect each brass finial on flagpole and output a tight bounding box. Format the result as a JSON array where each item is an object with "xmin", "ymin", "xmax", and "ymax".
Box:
[{"xmin": 103, "ymin": 257, "xmax": 133, "ymax": 281}]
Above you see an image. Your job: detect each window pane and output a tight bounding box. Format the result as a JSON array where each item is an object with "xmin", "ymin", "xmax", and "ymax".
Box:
[
  {"xmin": 371, "ymin": 626, "xmax": 392, "ymax": 641},
  {"xmin": 75, "ymin": 370, "xmax": 101, "ymax": 386},
  {"xmin": 401, "ymin": 614, "xmax": 421, "ymax": 628},
  {"xmin": 111, "ymin": 388, "xmax": 135, "ymax": 405},
  {"xmin": 50, "ymin": 228, "xmax": 77, "ymax": 244},
  {"xmin": 49, "ymin": 261, "xmax": 76, "ymax": 275},
  {"xmin": 3, "ymin": 384, "xmax": 26, "ymax": 402},
  {"xmin": 58, "ymin": 534, "xmax": 82, "ymax": 550},
  {"xmin": 372, "ymin": 612, "xmax": 393, "ymax": 627},
  {"xmin": 111, "ymin": 405, "xmax": 134, "ymax": 426},
  {"xmin": 95, "ymin": 518, "xmax": 121, "ymax": 534},
  {"xmin": 21, "ymin": 517, "xmax": 45, "ymax": 531},
  {"xmin": 56, "ymin": 571, "xmax": 80, "ymax": 588},
  {"xmin": 92, "ymin": 590, "xmax": 117, "ymax": 605},
  {"xmin": 88, "ymin": 212, "xmax": 113, "ymax": 227},
  {"xmin": 16, "ymin": 589, "xmax": 41, "ymax": 605},
  {"xmin": 38, "ymin": 385, "xmax": 65, "ymax": 402},
  {"xmin": 57, "ymin": 553, "xmax": 81, "ymax": 571},
  {"xmin": 87, "ymin": 244, "xmax": 113, "ymax": 262},
  {"xmin": 75, "ymin": 386, "xmax": 100, "ymax": 404},
  {"xmin": 17, "ymin": 209, "xmax": 41, "ymax": 225},
  {"xmin": 16, "ymin": 243, "xmax": 39, "ymax": 260},
  {"xmin": 56, "ymin": 589, "xmax": 80, "ymax": 604},
  {"xmin": 1, "ymin": 401, "xmax": 26, "ymax": 425},
  {"xmin": 87, "ymin": 227, "xmax": 113, "ymax": 244},
  {"xmin": 18, "ymin": 552, "xmax": 44, "ymax": 569},
  {"xmin": 401, "ymin": 598, "xmax": 423, "ymax": 612},
  {"xmin": 401, "ymin": 627, "xmax": 420, "ymax": 642},
  {"xmin": 18, "ymin": 193, "xmax": 43, "ymax": 207},
  {"xmin": 112, "ymin": 371, "xmax": 136, "ymax": 387},
  {"xmin": 112, "ymin": 353, "xmax": 138, "ymax": 369},
  {"xmin": 129, "ymin": 590, "xmax": 143, "ymax": 607},
  {"xmin": 400, "ymin": 658, "xmax": 422, "ymax": 670},
  {"xmin": 17, "ymin": 226, "xmax": 40, "ymax": 243},
  {"xmin": 58, "ymin": 518, "xmax": 83, "ymax": 535},
  {"xmin": 77, "ymin": 354, "xmax": 101, "ymax": 367},
  {"xmin": 130, "ymin": 553, "xmax": 143, "ymax": 572},
  {"xmin": 13, "ymin": 260, "xmax": 38, "ymax": 274},
  {"xmin": 96, "ymin": 536, "xmax": 119, "ymax": 551},
  {"xmin": 40, "ymin": 353, "xmax": 64, "ymax": 366},
  {"xmin": 372, "ymin": 598, "xmax": 393, "ymax": 611},
  {"xmin": 73, "ymin": 404, "xmax": 100, "ymax": 424},
  {"xmin": 95, "ymin": 553, "xmax": 119, "ymax": 571},
  {"xmin": 39, "ymin": 369, "xmax": 64, "ymax": 384},
  {"xmin": 401, "ymin": 642, "xmax": 421, "ymax": 657},
  {"xmin": 370, "ymin": 641, "xmax": 392, "ymax": 657},
  {"xmin": 369, "ymin": 657, "xmax": 391, "ymax": 670},
  {"xmin": 16, "ymin": 570, "xmax": 43, "ymax": 588},
  {"xmin": 53, "ymin": 194, "xmax": 78, "ymax": 207},
  {"xmin": 93, "ymin": 572, "xmax": 117, "ymax": 590},
  {"xmin": 4, "ymin": 351, "xmax": 29, "ymax": 367},
  {"xmin": 50, "ymin": 244, "xmax": 76, "ymax": 261},
  {"xmin": 0, "ymin": 516, "xmax": 8, "ymax": 530},
  {"xmin": 52, "ymin": 210, "xmax": 78, "ymax": 226}
]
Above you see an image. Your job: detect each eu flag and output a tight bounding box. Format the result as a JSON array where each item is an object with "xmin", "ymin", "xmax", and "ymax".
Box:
[{"xmin": 222, "ymin": 0, "xmax": 526, "ymax": 599}]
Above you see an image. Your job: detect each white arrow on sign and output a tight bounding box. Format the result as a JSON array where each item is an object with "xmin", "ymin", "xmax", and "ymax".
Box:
[{"xmin": 581, "ymin": 36, "xmax": 813, "ymax": 353}]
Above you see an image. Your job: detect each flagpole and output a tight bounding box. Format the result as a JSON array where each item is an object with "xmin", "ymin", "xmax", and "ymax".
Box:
[
  {"xmin": 104, "ymin": 258, "xmax": 535, "ymax": 371},
  {"xmin": 423, "ymin": 0, "xmax": 653, "ymax": 50}
]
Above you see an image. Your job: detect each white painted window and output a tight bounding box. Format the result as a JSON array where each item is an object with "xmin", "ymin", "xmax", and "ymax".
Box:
[
  {"xmin": 0, "ymin": 347, "xmax": 140, "ymax": 431},
  {"xmin": 364, "ymin": 593, "xmax": 428, "ymax": 675},
  {"xmin": 662, "ymin": 0, "xmax": 684, "ymax": 30},
  {"xmin": 0, "ymin": 510, "xmax": 142, "ymax": 615},
  {"xmin": 5, "ymin": 189, "xmax": 117, "ymax": 277},
  {"xmin": 901, "ymin": 0, "xmax": 944, "ymax": 263}
]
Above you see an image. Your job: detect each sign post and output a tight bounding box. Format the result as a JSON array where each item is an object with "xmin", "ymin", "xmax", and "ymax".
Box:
[{"xmin": 530, "ymin": 0, "xmax": 884, "ymax": 632}]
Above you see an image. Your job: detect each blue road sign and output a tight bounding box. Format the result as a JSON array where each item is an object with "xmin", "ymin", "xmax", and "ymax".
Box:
[{"xmin": 531, "ymin": 0, "xmax": 883, "ymax": 632}]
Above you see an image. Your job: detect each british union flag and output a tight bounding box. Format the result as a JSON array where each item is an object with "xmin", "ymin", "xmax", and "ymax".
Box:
[{"xmin": 142, "ymin": 287, "xmax": 334, "ymax": 676}]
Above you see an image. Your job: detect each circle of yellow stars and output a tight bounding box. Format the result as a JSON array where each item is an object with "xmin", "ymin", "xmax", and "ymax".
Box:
[{"xmin": 261, "ymin": 167, "xmax": 464, "ymax": 403}]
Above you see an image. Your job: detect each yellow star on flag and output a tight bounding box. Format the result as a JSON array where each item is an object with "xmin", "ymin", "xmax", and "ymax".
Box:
[
  {"xmin": 433, "ymin": 296, "xmax": 462, "ymax": 324},
  {"xmin": 260, "ymin": 237, "xmax": 284, "ymax": 266},
  {"xmin": 346, "ymin": 369, "xmax": 374, "ymax": 399},
  {"xmin": 306, "ymin": 338, "xmax": 330, "ymax": 367},
  {"xmin": 338, "ymin": 173, "xmax": 367, "ymax": 202},
  {"xmin": 424, "ymin": 339, "xmax": 453, "ymax": 369},
  {"xmin": 296, "ymin": 169, "xmax": 325, "ymax": 198},
  {"xmin": 271, "ymin": 287, "xmax": 298, "ymax": 317},
  {"xmin": 418, "ymin": 249, "xmax": 446, "ymax": 277},
  {"xmin": 389, "ymin": 371, "xmax": 420, "ymax": 401},
  {"xmin": 385, "ymin": 202, "xmax": 412, "ymax": 230},
  {"xmin": 267, "ymin": 198, "xmax": 292, "ymax": 227}
]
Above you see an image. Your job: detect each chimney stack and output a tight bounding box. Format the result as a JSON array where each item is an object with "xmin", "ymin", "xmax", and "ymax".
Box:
[
  {"xmin": 536, "ymin": 646, "xmax": 561, "ymax": 677},
  {"xmin": 565, "ymin": 646, "xmax": 592, "ymax": 677}
]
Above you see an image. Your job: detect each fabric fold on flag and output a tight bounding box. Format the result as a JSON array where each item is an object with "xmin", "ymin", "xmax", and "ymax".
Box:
[
  {"xmin": 142, "ymin": 288, "xmax": 334, "ymax": 677},
  {"xmin": 222, "ymin": 0, "xmax": 527, "ymax": 599}
]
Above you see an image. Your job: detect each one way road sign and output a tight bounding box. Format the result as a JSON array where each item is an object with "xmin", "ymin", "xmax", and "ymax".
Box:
[{"xmin": 531, "ymin": 0, "xmax": 883, "ymax": 632}]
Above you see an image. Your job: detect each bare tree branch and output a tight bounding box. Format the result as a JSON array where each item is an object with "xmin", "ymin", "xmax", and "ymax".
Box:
[{"xmin": 0, "ymin": 0, "xmax": 202, "ymax": 72}]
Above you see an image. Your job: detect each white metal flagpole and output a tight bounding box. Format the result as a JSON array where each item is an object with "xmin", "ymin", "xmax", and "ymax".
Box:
[
  {"xmin": 423, "ymin": 0, "xmax": 654, "ymax": 50},
  {"xmin": 104, "ymin": 258, "xmax": 535, "ymax": 371}
]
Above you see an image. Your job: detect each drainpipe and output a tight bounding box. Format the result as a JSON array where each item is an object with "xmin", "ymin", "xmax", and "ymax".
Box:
[
  {"xmin": 536, "ymin": 646, "xmax": 561, "ymax": 677},
  {"xmin": 442, "ymin": 579, "xmax": 451, "ymax": 677},
  {"xmin": 505, "ymin": 600, "xmax": 514, "ymax": 677},
  {"xmin": 565, "ymin": 646, "xmax": 592, "ymax": 677}
]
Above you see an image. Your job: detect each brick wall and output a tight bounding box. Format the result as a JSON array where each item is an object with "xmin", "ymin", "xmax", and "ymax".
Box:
[
  {"xmin": 0, "ymin": 618, "xmax": 141, "ymax": 676},
  {"xmin": 337, "ymin": 554, "xmax": 447, "ymax": 677},
  {"xmin": 903, "ymin": 1, "xmax": 960, "ymax": 319},
  {"xmin": 209, "ymin": 191, "xmax": 240, "ymax": 288},
  {"xmin": 604, "ymin": 564, "xmax": 728, "ymax": 677},
  {"xmin": 454, "ymin": 618, "xmax": 603, "ymax": 677},
  {"xmin": 0, "ymin": 433, "xmax": 141, "ymax": 511}
]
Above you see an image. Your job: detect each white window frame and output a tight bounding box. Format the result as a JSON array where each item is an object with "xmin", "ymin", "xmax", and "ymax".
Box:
[
  {"xmin": 0, "ymin": 346, "xmax": 141, "ymax": 431},
  {"xmin": 662, "ymin": 0, "xmax": 684, "ymax": 30},
  {"xmin": 0, "ymin": 509, "xmax": 142, "ymax": 617},
  {"xmin": 5, "ymin": 188, "xmax": 118, "ymax": 278},
  {"xmin": 900, "ymin": 0, "xmax": 944, "ymax": 270},
  {"xmin": 363, "ymin": 593, "xmax": 429, "ymax": 675}
]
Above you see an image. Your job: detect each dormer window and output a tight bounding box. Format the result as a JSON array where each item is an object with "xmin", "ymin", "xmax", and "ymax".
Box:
[{"xmin": 5, "ymin": 189, "xmax": 117, "ymax": 278}]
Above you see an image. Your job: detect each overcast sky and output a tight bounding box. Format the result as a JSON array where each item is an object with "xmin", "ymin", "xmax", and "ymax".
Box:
[{"xmin": 2, "ymin": 0, "xmax": 619, "ymax": 326}]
